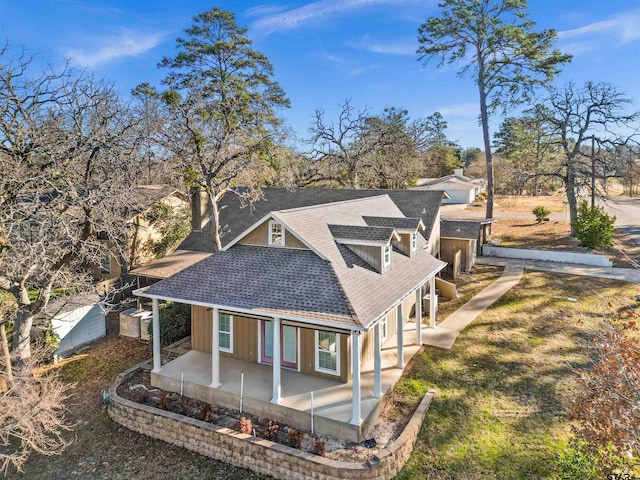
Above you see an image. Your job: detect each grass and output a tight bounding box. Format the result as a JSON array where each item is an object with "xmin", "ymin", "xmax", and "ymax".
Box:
[
  {"xmin": 395, "ymin": 271, "xmax": 640, "ymax": 480},
  {"xmin": 438, "ymin": 265, "xmax": 504, "ymax": 319},
  {"xmin": 467, "ymin": 194, "xmax": 566, "ymax": 214}
]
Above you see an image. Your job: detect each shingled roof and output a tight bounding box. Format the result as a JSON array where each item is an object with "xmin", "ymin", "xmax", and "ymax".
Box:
[
  {"xmin": 143, "ymin": 245, "xmax": 355, "ymax": 327},
  {"xmin": 440, "ymin": 219, "xmax": 483, "ymax": 240},
  {"xmin": 179, "ymin": 188, "xmax": 444, "ymax": 253},
  {"xmin": 328, "ymin": 224, "xmax": 398, "ymax": 244},
  {"xmin": 143, "ymin": 195, "xmax": 446, "ymax": 330},
  {"xmin": 362, "ymin": 216, "xmax": 423, "ymax": 231}
]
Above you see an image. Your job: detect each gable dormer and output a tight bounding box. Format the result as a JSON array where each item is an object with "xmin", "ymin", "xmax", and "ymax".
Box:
[
  {"xmin": 235, "ymin": 217, "xmax": 309, "ymax": 250},
  {"xmin": 362, "ymin": 216, "xmax": 425, "ymax": 258},
  {"xmin": 328, "ymin": 224, "xmax": 400, "ymax": 274}
]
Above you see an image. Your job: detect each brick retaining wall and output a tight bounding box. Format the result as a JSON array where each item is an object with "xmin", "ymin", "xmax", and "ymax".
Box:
[{"xmin": 108, "ymin": 365, "xmax": 435, "ymax": 480}]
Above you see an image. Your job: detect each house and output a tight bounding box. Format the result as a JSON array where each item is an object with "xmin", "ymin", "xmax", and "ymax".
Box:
[
  {"xmin": 439, "ymin": 218, "xmax": 494, "ymax": 277},
  {"xmin": 95, "ymin": 185, "xmax": 189, "ymax": 285},
  {"xmin": 412, "ymin": 168, "xmax": 486, "ymax": 205},
  {"xmin": 135, "ymin": 194, "xmax": 447, "ymax": 441}
]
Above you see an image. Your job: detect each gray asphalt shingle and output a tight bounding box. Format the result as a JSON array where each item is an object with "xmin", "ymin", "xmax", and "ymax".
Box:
[
  {"xmin": 328, "ymin": 224, "xmax": 396, "ymax": 243},
  {"xmin": 362, "ymin": 216, "xmax": 422, "ymax": 231}
]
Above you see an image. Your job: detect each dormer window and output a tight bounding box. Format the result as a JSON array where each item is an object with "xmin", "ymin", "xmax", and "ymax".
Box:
[
  {"xmin": 268, "ymin": 220, "xmax": 285, "ymax": 246},
  {"xmin": 411, "ymin": 233, "xmax": 417, "ymax": 251},
  {"xmin": 383, "ymin": 243, "xmax": 391, "ymax": 266}
]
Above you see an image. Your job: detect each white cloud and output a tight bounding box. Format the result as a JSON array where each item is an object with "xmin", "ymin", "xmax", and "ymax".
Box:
[
  {"xmin": 558, "ymin": 9, "xmax": 640, "ymax": 44},
  {"xmin": 435, "ymin": 102, "xmax": 478, "ymax": 117},
  {"xmin": 346, "ymin": 36, "xmax": 416, "ymax": 55},
  {"xmin": 65, "ymin": 30, "xmax": 164, "ymax": 68},
  {"xmin": 245, "ymin": 4, "xmax": 291, "ymax": 18},
  {"xmin": 251, "ymin": 0, "xmax": 403, "ymax": 34}
]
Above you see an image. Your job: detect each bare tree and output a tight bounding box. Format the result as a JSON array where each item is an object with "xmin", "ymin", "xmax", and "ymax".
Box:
[
  {"xmin": 0, "ymin": 45, "xmax": 141, "ymax": 364},
  {"xmin": 308, "ymin": 99, "xmax": 382, "ymax": 189},
  {"xmin": 532, "ymin": 82, "xmax": 639, "ymax": 233},
  {"xmin": 0, "ymin": 340, "xmax": 74, "ymax": 474}
]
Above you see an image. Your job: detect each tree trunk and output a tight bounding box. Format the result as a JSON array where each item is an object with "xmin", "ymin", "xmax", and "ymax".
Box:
[
  {"xmin": 208, "ymin": 189, "xmax": 223, "ymax": 252},
  {"xmin": 1, "ymin": 323, "xmax": 13, "ymax": 387},
  {"xmin": 566, "ymin": 167, "xmax": 579, "ymax": 235},
  {"xmin": 12, "ymin": 309, "xmax": 34, "ymax": 365},
  {"xmin": 477, "ymin": 62, "xmax": 494, "ymax": 219}
]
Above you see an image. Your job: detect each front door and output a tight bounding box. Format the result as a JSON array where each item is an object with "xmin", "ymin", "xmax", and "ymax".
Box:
[{"xmin": 261, "ymin": 320, "xmax": 298, "ymax": 369}]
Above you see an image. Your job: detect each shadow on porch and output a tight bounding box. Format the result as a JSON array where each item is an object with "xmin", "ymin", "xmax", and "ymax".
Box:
[{"xmin": 152, "ymin": 324, "xmax": 425, "ymax": 442}]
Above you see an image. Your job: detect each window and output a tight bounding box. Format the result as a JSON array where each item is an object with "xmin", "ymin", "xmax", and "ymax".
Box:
[
  {"xmin": 219, "ymin": 313, "xmax": 233, "ymax": 353},
  {"xmin": 268, "ymin": 220, "xmax": 285, "ymax": 246},
  {"xmin": 315, "ymin": 330, "xmax": 340, "ymax": 375},
  {"xmin": 380, "ymin": 316, "xmax": 388, "ymax": 342},
  {"xmin": 383, "ymin": 243, "xmax": 391, "ymax": 266},
  {"xmin": 411, "ymin": 233, "xmax": 417, "ymax": 251},
  {"xmin": 100, "ymin": 254, "xmax": 111, "ymax": 274}
]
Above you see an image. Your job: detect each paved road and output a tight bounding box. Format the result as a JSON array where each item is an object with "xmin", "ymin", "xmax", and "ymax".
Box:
[{"xmin": 600, "ymin": 195, "xmax": 640, "ymax": 247}]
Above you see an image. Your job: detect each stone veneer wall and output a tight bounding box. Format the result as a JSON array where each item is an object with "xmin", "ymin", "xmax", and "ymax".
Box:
[{"xmin": 108, "ymin": 366, "xmax": 435, "ymax": 480}]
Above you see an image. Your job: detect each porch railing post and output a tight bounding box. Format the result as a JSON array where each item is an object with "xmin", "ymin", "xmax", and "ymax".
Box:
[
  {"xmin": 416, "ymin": 286, "xmax": 423, "ymax": 346},
  {"xmin": 396, "ymin": 303, "xmax": 404, "ymax": 368},
  {"xmin": 151, "ymin": 298, "xmax": 162, "ymax": 373},
  {"xmin": 271, "ymin": 317, "xmax": 282, "ymax": 404},
  {"xmin": 429, "ymin": 276, "xmax": 437, "ymax": 328},
  {"xmin": 349, "ymin": 330, "xmax": 362, "ymax": 425},
  {"xmin": 210, "ymin": 307, "xmax": 221, "ymax": 388},
  {"xmin": 373, "ymin": 323, "xmax": 382, "ymax": 399}
]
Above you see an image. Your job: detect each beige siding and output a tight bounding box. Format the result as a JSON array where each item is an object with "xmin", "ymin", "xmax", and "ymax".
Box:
[
  {"xmin": 238, "ymin": 220, "xmax": 308, "ymax": 249},
  {"xmin": 428, "ymin": 212, "xmax": 441, "ymax": 257},
  {"xmin": 395, "ymin": 234, "xmax": 412, "ymax": 256},
  {"xmin": 346, "ymin": 244, "xmax": 382, "ymax": 272},
  {"xmin": 441, "ymin": 238, "xmax": 473, "ymax": 272},
  {"xmin": 191, "ymin": 305, "xmax": 257, "ymax": 362},
  {"xmin": 300, "ymin": 327, "xmax": 348, "ymax": 382}
]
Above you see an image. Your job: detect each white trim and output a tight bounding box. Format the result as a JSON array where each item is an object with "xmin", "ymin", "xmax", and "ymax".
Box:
[
  {"xmin": 268, "ymin": 220, "xmax": 285, "ymax": 247},
  {"xmin": 314, "ymin": 330, "xmax": 341, "ymax": 376},
  {"xmin": 133, "ymin": 290, "xmax": 363, "ymax": 332},
  {"xmin": 334, "ymin": 238, "xmax": 389, "ymax": 248},
  {"xmin": 411, "ymin": 232, "xmax": 417, "ymax": 252},
  {"xmin": 383, "ymin": 243, "xmax": 391, "ymax": 267},
  {"xmin": 223, "ymin": 212, "xmax": 328, "ymax": 261},
  {"xmin": 218, "ymin": 312, "xmax": 233, "ymax": 353}
]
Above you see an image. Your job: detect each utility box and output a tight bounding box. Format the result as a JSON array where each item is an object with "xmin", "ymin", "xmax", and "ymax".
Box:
[
  {"xmin": 119, "ymin": 308, "xmax": 151, "ymax": 338},
  {"xmin": 423, "ymin": 294, "xmax": 439, "ymax": 315}
]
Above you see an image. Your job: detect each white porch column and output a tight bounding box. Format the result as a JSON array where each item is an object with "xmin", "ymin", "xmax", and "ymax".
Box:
[
  {"xmin": 151, "ymin": 298, "xmax": 162, "ymax": 373},
  {"xmin": 373, "ymin": 323, "xmax": 382, "ymax": 399},
  {"xmin": 429, "ymin": 276, "xmax": 437, "ymax": 328},
  {"xmin": 210, "ymin": 307, "xmax": 221, "ymax": 388},
  {"xmin": 271, "ymin": 317, "xmax": 282, "ymax": 404},
  {"xmin": 396, "ymin": 303, "xmax": 404, "ymax": 368},
  {"xmin": 415, "ymin": 286, "xmax": 423, "ymax": 346},
  {"xmin": 350, "ymin": 331, "xmax": 362, "ymax": 425}
]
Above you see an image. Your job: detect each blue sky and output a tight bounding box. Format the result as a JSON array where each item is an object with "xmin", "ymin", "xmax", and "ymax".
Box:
[{"xmin": 2, "ymin": 0, "xmax": 640, "ymax": 148}]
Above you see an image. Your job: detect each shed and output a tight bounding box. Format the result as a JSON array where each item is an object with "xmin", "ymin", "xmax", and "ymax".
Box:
[{"xmin": 41, "ymin": 293, "xmax": 106, "ymax": 358}]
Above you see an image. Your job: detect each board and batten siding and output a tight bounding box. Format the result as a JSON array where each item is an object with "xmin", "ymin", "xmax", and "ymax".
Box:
[
  {"xmin": 238, "ymin": 220, "xmax": 308, "ymax": 250},
  {"xmin": 346, "ymin": 244, "xmax": 382, "ymax": 272},
  {"xmin": 191, "ymin": 305, "xmax": 258, "ymax": 363},
  {"xmin": 299, "ymin": 327, "xmax": 349, "ymax": 383},
  {"xmin": 441, "ymin": 238, "xmax": 474, "ymax": 272}
]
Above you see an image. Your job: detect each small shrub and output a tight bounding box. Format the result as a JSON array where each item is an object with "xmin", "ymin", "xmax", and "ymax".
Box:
[
  {"xmin": 159, "ymin": 394, "xmax": 171, "ymax": 410},
  {"xmin": 199, "ymin": 403, "xmax": 212, "ymax": 422},
  {"xmin": 288, "ymin": 428, "xmax": 304, "ymax": 449},
  {"xmin": 148, "ymin": 301, "xmax": 191, "ymax": 346},
  {"xmin": 532, "ymin": 205, "xmax": 551, "ymax": 223},
  {"xmin": 239, "ymin": 416, "xmax": 252, "ymax": 435},
  {"xmin": 265, "ymin": 420, "xmax": 279, "ymax": 441},
  {"xmin": 573, "ymin": 202, "xmax": 616, "ymax": 249},
  {"xmin": 314, "ymin": 438, "xmax": 326, "ymax": 456},
  {"xmin": 555, "ymin": 443, "xmax": 598, "ymax": 480}
]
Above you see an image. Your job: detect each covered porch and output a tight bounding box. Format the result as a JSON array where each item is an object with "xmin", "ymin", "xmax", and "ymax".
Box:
[{"xmin": 152, "ymin": 319, "xmax": 429, "ymax": 442}]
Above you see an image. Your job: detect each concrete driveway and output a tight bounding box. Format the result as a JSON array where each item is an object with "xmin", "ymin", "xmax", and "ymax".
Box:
[{"xmin": 600, "ymin": 195, "xmax": 640, "ymax": 247}]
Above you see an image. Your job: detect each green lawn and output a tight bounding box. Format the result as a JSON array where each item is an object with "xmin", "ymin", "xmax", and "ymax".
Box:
[{"xmin": 396, "ymin": 271, "xmax": 639, "ymax": 480}]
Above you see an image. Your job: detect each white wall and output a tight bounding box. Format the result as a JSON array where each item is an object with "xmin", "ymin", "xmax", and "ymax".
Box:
[{"xmin": 482, "ymin": 246, "xmax": 613, "ymax": 267}]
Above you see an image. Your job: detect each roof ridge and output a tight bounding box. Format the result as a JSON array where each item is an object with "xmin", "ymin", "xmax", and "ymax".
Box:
[{"xmin": 276, "ymin": 194, "xmax": 390, "ymax": 213}]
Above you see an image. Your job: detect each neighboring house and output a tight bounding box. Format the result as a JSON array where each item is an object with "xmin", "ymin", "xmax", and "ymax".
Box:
[
  {"xmin": 440, "ymin": 219, "xmax": 493, "ymax": 277},
  {"xmin": 95, "ymin": 185, "xmax": 189, "ymax": 284},
  {"xmin": 135, "ymin": 194, "xmax": 447, "ymax": 441},
  {"xmin": 413, "ymin": 168, "xmax": 486, "ymax": 204},
  {"xmin": 33, "ymin": 292, "xmax": 106, "ymax": 359}
]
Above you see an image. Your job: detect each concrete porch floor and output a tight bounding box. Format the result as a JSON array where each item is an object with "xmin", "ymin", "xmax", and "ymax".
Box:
[{"xmin": 153, "ymin": 321, "xmax": 427, "ymax": 441}]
